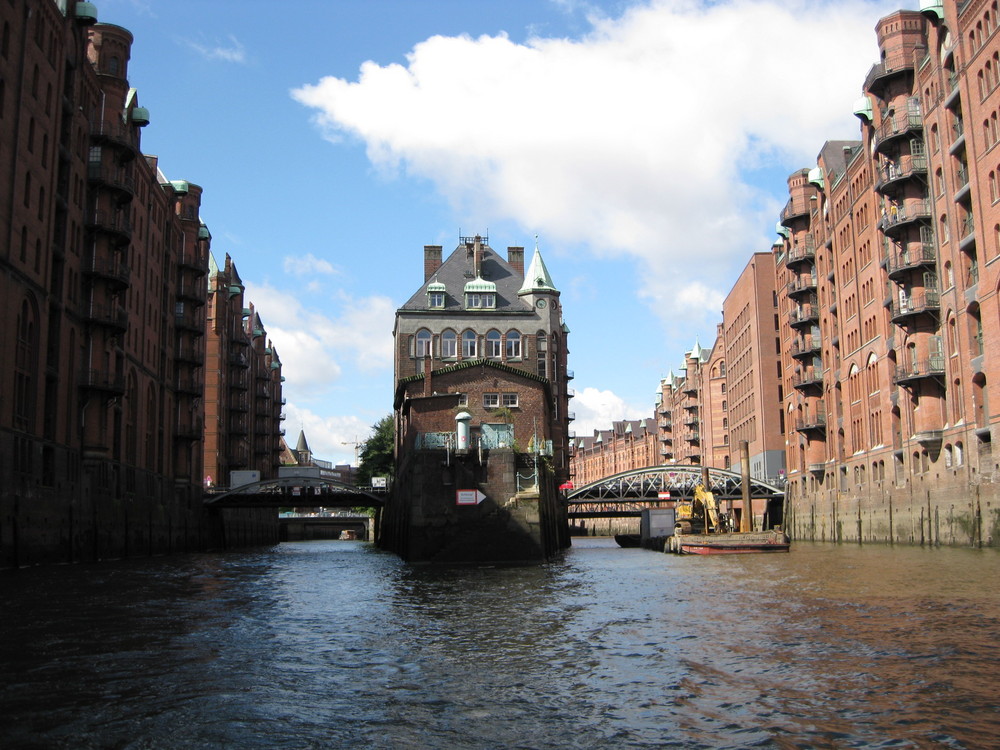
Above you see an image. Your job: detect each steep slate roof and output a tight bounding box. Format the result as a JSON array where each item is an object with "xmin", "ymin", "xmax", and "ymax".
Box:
[
  {"xmin": 400, "ymin": 241, "xmax": 533, "ymax": 313},
  {"xmin": 519, "ymin": 243, "xmax": 557, "ymax": 294}
]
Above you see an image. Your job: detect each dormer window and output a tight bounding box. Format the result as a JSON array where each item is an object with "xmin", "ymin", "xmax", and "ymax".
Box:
[
  {"xmin": 465, "ymin": 292, "xmax": 495, "ymax": 309},
  {"xmin": 464, "ymin": 277, "xmax": 496, "ymax": 309},
  {"xmin": 427, "ymin": 281, "xmax": 446, "ymax": 309}
]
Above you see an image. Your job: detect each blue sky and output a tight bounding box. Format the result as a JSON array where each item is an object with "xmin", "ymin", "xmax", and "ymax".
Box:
[{"xmin": 102, "ymin": 0, "xmax": 900, "ymax": 465}]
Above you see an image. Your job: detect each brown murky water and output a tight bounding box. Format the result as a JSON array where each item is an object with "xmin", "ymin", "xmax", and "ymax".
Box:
[{"xmin": 1, "ymin": 538, "xmax": 998, "ymax": 748}]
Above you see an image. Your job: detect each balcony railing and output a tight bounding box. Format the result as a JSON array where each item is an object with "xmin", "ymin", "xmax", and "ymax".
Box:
[
  {"xmin": 78, "ymin": 368, "xmax": 126, "ymax": 394},
  {"xmin": 789, "ymin": 305, "xmax": 819, "ymax": 327},
  {"xmin": 864, "ymin": 48, "xmax": 925, "ymax": 92},
  {"xmin": 785, "ymin": 235, "xmax": 817, "ymax": 265},
  {"xmin": 85, "ymin": 304, "xmax": 128, "ymax": 332},
  {"xmin": 791, "ymin": 369, "xmax": 824, "ymax": 389},
  {"xmin": 85, "ymin": 256, "xmax": 131, "ymax": 290},
  {"xmin": 790, "ymin": 336, "xmax": 821, "ymax": 358},
  {"xmin": 888, "ymin": 290, "xmax": 940, "ymax": 323},
  {"xmin": 878, "ymin": 199, "xmax": 932, "ymax": 234},
  {"xmin": 875, "ymin": 154, "xmax": 928, "ymax": 192},
  {"xmin": 795, "ymin": 412, "xmax": 827, "ymax": 432},
  {"xmin": 873, "ymin": 110, "xmax": 923, "ymax": 151},
  {"xmin": 787, "ymin": 275, "xmax": 818, "ymax": 297},
  {"xmin": 884, "ymin": 243, "xmax": 936, "ymax": 277},
  {"xmin": 893, "ymin": 356, "xmax": 946, "ymax": 385}
]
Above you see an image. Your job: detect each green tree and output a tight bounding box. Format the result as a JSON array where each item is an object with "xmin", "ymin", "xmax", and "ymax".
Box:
[{"xmin": 356, "ymin": 414, "xmax": 394, "ymax": 487}]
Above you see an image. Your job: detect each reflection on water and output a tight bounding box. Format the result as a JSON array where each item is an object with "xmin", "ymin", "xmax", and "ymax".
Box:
[{"xmin": 2, "ymin": 539, "xmax": 999, "ymax": 748}]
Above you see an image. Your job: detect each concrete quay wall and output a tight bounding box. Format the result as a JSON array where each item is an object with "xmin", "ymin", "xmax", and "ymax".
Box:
[
  {"xmin": 382, "ymin": 448, "xmax": 569, "ymax": 564},
  {"xmin": 788, "ymin": 475, "xmax": 1000, "ymax": 547},
  {"xmin": 1, "ymin": 472, "xmax": 278, "ymax": 568}
]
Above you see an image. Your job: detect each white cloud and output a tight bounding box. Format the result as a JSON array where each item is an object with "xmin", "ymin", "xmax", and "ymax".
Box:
[
  {"xmin": 184, "ymin": 35, "xmax": 247, "ymax": 64},
  {"xmin": 243, "ymin": 281, "xmax": 395, "ymax": 398},
  {"xmin": 571, "ymin": 386, "xmax": 651, "ymax": 437},
  {"xmin": 283, "ymin": 253, "xmax": 339, "ymax": 277},
  {"xmin": 292, "ymin": 0, "xmax": 894, "ymax": 329},
  {"xmin": 283, "ymin": 403, "xmax": 375, "ymax": 466}
]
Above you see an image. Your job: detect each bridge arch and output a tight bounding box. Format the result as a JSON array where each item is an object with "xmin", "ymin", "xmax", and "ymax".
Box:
[
  {"xmin": 567, "ymin": 464, "xmax": 785, "ymax": 502},
  {"xmin": 204, "ymin": 476, "xmax": 387, "ymax": 509}
]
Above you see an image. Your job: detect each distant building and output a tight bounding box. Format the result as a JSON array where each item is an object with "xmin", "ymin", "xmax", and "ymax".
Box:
[
  {"xmin": 203, "ymin": 254, "xmax": 285, "ymax": 489},
  {"xmin": 570, "ymin": 418, "xmax": 659, "ymax": 487}
]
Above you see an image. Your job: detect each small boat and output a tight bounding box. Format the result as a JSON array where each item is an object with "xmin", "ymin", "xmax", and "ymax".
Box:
[
  {"xmin": 614, "ymin": 533, "xmax": 642, "ymax": 548},
  {"xmin": 667, "ymin": 529, "xmax": 790, "ymax": 555}
]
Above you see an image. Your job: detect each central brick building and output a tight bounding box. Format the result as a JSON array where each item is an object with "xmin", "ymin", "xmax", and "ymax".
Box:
[{"xmin": 385, "ymin": 235, "xmax": 572, "ymax": 562}]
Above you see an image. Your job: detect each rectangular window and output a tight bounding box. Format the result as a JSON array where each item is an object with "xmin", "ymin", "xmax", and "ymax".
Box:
[
  {"xmin": 501, "ymin": 393, "xmax": 519, "ymax": 408},
  {"xmin": 457, "ymin": 393, "xmax": 468, "ymax": 406},
  {"xmin": 483, "ymin": 393, "xmax": 500, "ymax": 408},
  {"xmin": 428, "ymin": 292, "xmax": 445, "ymax": 308}
]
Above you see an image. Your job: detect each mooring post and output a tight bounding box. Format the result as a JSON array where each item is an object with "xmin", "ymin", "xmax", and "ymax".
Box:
[{"xmin": 740, "ymin": 440, "xmax": 752, "ymax": 532}]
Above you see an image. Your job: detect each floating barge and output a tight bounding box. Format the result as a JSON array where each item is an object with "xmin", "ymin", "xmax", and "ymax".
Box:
[{"xmin": 666, "ymin": 529, "xmax": 790, "ymax": 555}]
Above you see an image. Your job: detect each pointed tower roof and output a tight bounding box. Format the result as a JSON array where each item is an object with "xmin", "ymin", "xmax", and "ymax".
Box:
[
  {"xmin": 295, "ymin": 430, "xmax": 310, "ymax": 453},
  {"xmin": 689, "ymin": 339, "xmax": 703, "ymax": 360},
  {"xmin": 518, "ymin": 236, "xmax": 557, "ymax": 295}
]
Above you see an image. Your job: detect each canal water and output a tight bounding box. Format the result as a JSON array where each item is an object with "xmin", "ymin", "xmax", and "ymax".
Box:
[{"xmin": 2, "ymin": 537, "xmax": 999, "ymax": 749}]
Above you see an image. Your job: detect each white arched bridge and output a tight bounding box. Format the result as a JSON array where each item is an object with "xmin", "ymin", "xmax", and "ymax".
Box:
[
  {"xmin": 566, "ymin": 464, "xmax": 786, "ymax": 520},
  {"xmin": 204, "ymin": 476, "xmax": 387, "ymax": 509}
]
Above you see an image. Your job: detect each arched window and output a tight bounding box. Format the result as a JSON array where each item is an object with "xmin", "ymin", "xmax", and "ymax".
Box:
[
  {"xmin": 441, "ymin": 329, "xmax": 457, "ymax": 358},
  {"xmin": 415, "ymin": 329, "xmax": 431, "ymax": 358},
  {"xmin": 486, "ymin": 330, "xmax": 501, "ymax": 358},
  {"xmin": 505, "ymin": 330, "xmax": 521, "ymax": 359},
  {"xmin": 462, "ymin": 330, "xmax": 477, "ymax": 358}
]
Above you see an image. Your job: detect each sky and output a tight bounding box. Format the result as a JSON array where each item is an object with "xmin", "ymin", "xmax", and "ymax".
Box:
[{"xmin": 101, "ymin": 0, "xmax": 902, "ymax": 466}]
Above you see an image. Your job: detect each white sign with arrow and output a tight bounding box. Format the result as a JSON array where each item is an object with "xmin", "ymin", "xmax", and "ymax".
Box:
[{"xmin": 456, "ymin": 489, "xmax": 487, "ymax": 506}]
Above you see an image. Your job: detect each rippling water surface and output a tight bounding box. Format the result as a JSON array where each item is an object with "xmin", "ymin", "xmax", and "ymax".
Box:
[{"xmin": 2, "ymin": 538, "xmax": 999, "ymax": 749}]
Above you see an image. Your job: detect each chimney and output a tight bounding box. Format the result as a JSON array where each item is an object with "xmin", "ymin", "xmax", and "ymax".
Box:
[
  {"xmin": 473, "ymin": 235, "xmax": 484, "ymax": 278},
  {"xmin": 423, "ymin": 356, "xmax": 433, "ymax": 397},
  {"xmin": 507, "ymin": 246, "xmax": 524, "ymax": 277},
  {"xmin": 423, "ymin": 245, "xmax": 442, "ymax": 281}
]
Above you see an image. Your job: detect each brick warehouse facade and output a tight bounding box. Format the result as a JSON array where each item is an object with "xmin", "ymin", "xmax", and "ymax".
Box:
[
  {"xmin": 386, "ymin": 235, "xmax": 572, "ymax": 561},
  {"xmin": 570, "ymin": 1, "xmax": 1000, "ymax": 549},
  {"xmin": 773, "ymin": 0, "xmax": 1000, "ymax": 547},
  {"xmin": 0, "ymin": 2, "xmax": 278, "ymax": 566},
  {"xmin": 203, "ymin": 253, "xmax": 285, "ymax": 489}
]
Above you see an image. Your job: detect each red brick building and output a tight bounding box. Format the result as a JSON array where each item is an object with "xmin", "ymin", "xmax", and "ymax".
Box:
[
  {"xmin": 776, "ymin": 1, "xmax": 1000, "ymax": 545},
  {"xmin": 393, "ymin": 235, "xmax": 573, "ymax": 480},
  {"xmin": 203, "ymin": 253, "xmax": 285, "ymax": 488},
  {"xmin": 0, "ymin": 3, "xmax": 277, "ymax": 565},
  {"xmin": 571, "ymin": 418, "xmax": 659, "ymax": 486}
]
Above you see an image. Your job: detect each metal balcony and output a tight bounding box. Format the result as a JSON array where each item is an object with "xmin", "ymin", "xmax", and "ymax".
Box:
[
  {"xmin": 883, "ymin": 243, "xmax": 936, "ymax": 279},
  {"xmin": 790, "ymin": 336, "xmax": 821, "ymax": 359},
  {"xmin": 85, "ymin": 304, "xmax": 128, "ymax": 332},
  {"xmin": 175, "ymin": 343, "xmax": 204, "ymax": 365},
  {"xmin": 787, "ymin": 275, "xmax": 818, "ymax": 298},
  {"xmin": 789, "ymin": 305, "xmax": 819, "ymax": 328},
  {"xmin": 791, "ymin": 369, "xmax": 824, "ymax": 390},
  {"xmin": 893, "ymin": 356, "xmax": 946, "ymax": 386},
  {"xmin": 795, "ymin": 412, "xmax": 827, "ymax": 433},
  {"xmin": 888, "ymin": 290, "xmax": 940, "ymax": 324},
  {"xmin": 78, "ymin": 368, "xmax": 126, "ymax": 394},
  {"xmin": 874, "ymin": 154, "xmax": 928, "ymax": 193},
  {"xmin": 86, "ymin": 210, "xmax": 132, "ymax": 244},
  {"xmin": 863, "ymin": 49, "xmax": 924, "ymax": 93},
  {"xmin": 175, "ymin": 309, "xmax": 204, "ymax": 334},
  {"xmin": 785, "ymin": 235, "xmax": 816, "ymax": 266},
  {"xmin": 85, "ymin": 256, "xmax": 131, "ymax": 291},
  {"xmin": 87, "ymin": 163, "xmax": 135, "ymax": 201},
  {"xmin": 872, "ymin": 111, "xmax": 923, "ymax": 154},
  {"xmin": 878, "ymin": 199, "xmax": 932, "ymax": 237}
]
